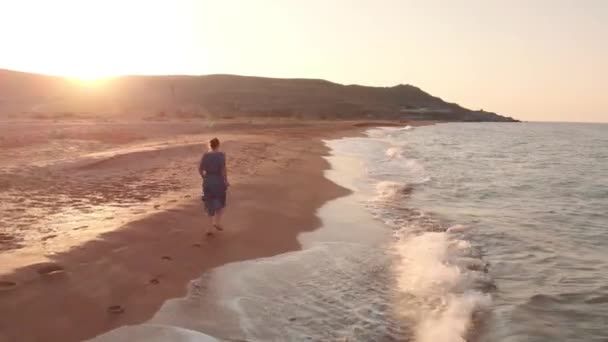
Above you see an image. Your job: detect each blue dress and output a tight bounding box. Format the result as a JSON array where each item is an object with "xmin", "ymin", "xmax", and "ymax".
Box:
[{"xmin": 199, "ymin": 151, "xmax": 227, "ymax": 216}]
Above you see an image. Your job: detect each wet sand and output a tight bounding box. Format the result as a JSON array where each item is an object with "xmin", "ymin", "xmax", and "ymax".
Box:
[{"xmin": 0, "ymin": 118, "xmax": 405, "ymax": 342}]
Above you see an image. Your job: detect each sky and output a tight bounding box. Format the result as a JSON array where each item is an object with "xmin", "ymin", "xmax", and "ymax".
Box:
[{"xmin": 0, "ymin": 0, "xmax": 606, "ymax": 122}]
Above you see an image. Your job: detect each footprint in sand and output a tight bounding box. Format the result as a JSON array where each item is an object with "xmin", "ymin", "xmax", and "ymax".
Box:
[
  {"xmin": 149, "ymin": 278, "xmax": 160, "ymax": 285},
  {"xmin": 192, "ymin": 243, "xmax": 201, "ymax": 248},
  {"xmin": 153, "ymin": 205, "xmax": 161, "ymax": 209},
  {"xmin": 0, "ymin": 280, "xmax": 17, "ymax": 291},
  {"xmin": 161, "ymin": 256, "xmax": 172, "ymax": 261},
  {"xmin": 41, "ymin": 234, "xmax": 57, "ymax": 241},
  {"xmin": 0, "ymin": 234, "xmax": 15, "ymax": 242},
  {"xmin": 73, "ymin": 225, "xmax": 88, "ymax": 230},
  {"xmin": 37, "ymin": 263, "xmax": 65, "ymax": 276},
  {"xmin": 107, "ymin": 305, "xmax": 125, "ymax": 314}
]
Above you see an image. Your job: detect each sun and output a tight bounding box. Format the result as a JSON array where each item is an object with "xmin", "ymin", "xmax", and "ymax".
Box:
[
  {"xmin": 56, "ymin": 61, "xmax": 117, "ymax": 81},
  {"xmin": 67, "ymin": 76, "xmax": 114, "ymax": 88},
  {"xmin": 67, "ymin": 72, "xmax": 114, "ymax": 83},
  {"xmin": 62, "ymin": 65, "xmax": 117, "ymax": 87}
]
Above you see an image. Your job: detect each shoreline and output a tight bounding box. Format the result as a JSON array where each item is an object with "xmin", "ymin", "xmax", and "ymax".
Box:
[
  {"xmin": 0, "ymin": 119, "xmax": 435, "ymax": 341},
  {"xmin": 0, "ymin": 121, "xmax": 359, "ymax": 342}
]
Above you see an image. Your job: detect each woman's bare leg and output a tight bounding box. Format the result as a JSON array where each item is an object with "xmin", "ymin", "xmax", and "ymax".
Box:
[
  {"xmin": 204, "ymin": 214, "xmax": 215, "ymax": 236},
  {"xmin": 214, "ymin": 209, "xmax": 224, "ymax": 230}
]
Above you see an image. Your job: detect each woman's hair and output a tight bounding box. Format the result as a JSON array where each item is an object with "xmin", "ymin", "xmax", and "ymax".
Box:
[{"xmin": 209, "ymin": 137, "xmax": 220, "ymax": 150}]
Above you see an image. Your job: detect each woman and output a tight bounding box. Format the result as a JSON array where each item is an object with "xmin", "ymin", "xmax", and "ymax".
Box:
[{"xmin": 199, "ymin": 137, "xmax": 229, "ymax": 237}]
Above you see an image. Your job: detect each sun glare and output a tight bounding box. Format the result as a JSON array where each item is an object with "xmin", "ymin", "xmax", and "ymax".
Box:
[
  {"xmin": 67, "ymin": 75, "xmax": 114, "ymax": 88},
  {"xmin": 63, "ymin": 67, "xmax": 114, "ymax": 82},
  {"xmin": 1, "ymin": 0, "xmax": 202, "ymax": 79}
]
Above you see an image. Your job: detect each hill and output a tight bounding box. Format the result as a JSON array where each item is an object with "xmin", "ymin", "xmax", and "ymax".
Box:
[{"xmin": 0, "ymin": 69, "xmax": 517, "ymax": 122}]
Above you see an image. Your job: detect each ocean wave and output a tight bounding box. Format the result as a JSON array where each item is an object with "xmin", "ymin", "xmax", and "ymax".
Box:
[
  {"xmin": 373, "ymin": 181, "xmax": 412, "ymax": 201},
  {"xmin": 366, "ymin": 125, "xmax": 413, "ymax": 140},
  {"xmin": 447, "ymin": 224, "xmax": 469, "ymax": 233},
  {"xmin": 394, "ymin": 231, "xmax": 492, "ymax": 342},
  {"xmin": 415, "ymin": 292, "xmax": 491, "ymax": 342},
  {"xmin": 331, "ymin": 130, "xmax": 495, "ymax": 341}
]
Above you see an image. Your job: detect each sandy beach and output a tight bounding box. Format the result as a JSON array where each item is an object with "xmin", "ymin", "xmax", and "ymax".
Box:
[{"xmin": 0, "ymin": 118, "xmax": 420, "ymax": 341}]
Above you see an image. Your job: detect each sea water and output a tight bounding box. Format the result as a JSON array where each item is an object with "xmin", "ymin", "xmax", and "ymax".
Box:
[
  {"xmin": 356, "ymin": 122, "xmax": 608, "ymax": 341},
  {"xmin": 93, "ymin": 122, "xmax": 608, "ymax": 341}
]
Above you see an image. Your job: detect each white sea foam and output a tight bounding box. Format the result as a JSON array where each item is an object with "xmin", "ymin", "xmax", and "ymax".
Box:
[
  {"xmin": 374, "ymin": 180, "xmax": 408, "ymax": 200},
  {"xmin": 394, "ymin": 232, "xmax": 491, "ymax": 342},
  {"xmin": 366, "ymin": 127, "xmax": 401, "ymax": 139},
  {"xmin": 385, "ymin": 146, "xmax": 403, "ymax": 159},
  {"xmin": 395, "ymin": 233, "xmax": 460, "ymax": 294},
  {"xmin": 447, "ymin": 224, "xmax": 468, "ymax": 233},
  {"xmin": 415, "ymin": 292, "xmax": 491, "ymax": 342}
]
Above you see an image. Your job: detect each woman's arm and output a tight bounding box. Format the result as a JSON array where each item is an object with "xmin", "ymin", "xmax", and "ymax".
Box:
[
  {"xmin": 222, "ymin": 153, "xmax": 229, "ymax": 186},
  {"xmin": 199, "ymin": 156, "xmax": 206, "ymax": 179}
]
